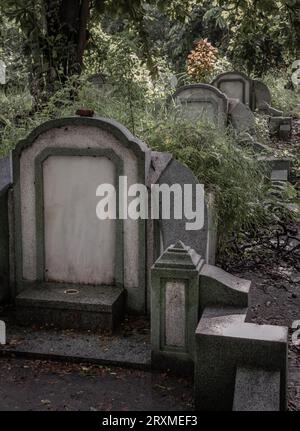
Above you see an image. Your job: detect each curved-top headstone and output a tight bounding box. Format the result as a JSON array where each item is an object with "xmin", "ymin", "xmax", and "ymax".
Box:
[
  {"xmin": 212, "ymin": 72, "xmax": 252, "ymax": 108},
  {"xmin": 171, "ymin": 84, "xmax": 228, "ymax": 128},
  {"xmin": 11, "ymin": 115, "xmax": 212, "ymax": 317},
  {"xmin": 12, "ymin": 116, "xmax": 151, "ymax": 312}
]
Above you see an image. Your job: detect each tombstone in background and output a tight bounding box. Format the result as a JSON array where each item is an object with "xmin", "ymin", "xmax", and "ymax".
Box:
[
  {"xmin": 211, "ymin": 71, "xmax": 293, "ymax": 139},
  {"xmin": 252, "ymin": 79, "xmax": 287, "ymax": 118},
  {"xmin": 228, "ymin": 98, "xmax": 256, "ymax": 136},
  {"xmin": 269, "ymin": 116, "xmax": 293, "ymax": 140},
  {"xmin": 9, "ymin": 116, "xmax": 151, "ymax": 330},
  {"xmin": 212, "ymin": 71, "xmax": 252, "ymax": 107},
  {"xmin": 171, "ymin": 84, "xmax": 228, "ymax": 128},
  {"xmin": 171, "ymin": 83, "xmax": 259, "ymax": 139},
  {"xmin": 258, "ymin": 156, "xmax": 291, "ymax": 182}
]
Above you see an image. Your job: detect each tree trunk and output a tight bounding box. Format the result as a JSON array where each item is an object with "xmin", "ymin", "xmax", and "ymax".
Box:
[{"xmin": 34, "ymin": 0, "xmax": 90, "ymax": 99}]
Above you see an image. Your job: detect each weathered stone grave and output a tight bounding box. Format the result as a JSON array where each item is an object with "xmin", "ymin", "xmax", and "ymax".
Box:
[
  {"xmin": 258, "ymin": 156, "xmax": 291, "ymax": 182},
  {"xmin": 0, "ymin": 114, "xmax": 289, "ymax": 410},
  {"xmin": 171, "ymin": 84, "xmax": 228, "ymax": 128},
  {"xmin": 171, "ymin": 82, "xmax": 292, "ymax": 181},
  {"xmin": 211, "ymin": 71, "xmax": 293, "ymax": 139},
  {"xmin": 171, "ymin": 83, "xmax": 257, "ymax": 137},
  {"xmin": 0, "ymin": 115, "xmax": 216, "ymax": 331}
]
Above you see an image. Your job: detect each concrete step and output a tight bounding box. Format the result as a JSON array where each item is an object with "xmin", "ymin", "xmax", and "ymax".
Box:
[
  {"xmin": 16, "ymin": 283, "xmax": 126, "ymax": 333},
  {"xmin": 0, "ymin": 318, "xmax": 151, "ymax": 369}
]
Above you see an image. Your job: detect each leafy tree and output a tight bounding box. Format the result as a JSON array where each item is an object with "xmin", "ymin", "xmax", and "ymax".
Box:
[
  {"xmin": 203, "ymin": 0, "xmax": 300, "ymax": 75},
  {"xmin": 0, "ymin": 0, "xmax": 193, "ymax": 101}
]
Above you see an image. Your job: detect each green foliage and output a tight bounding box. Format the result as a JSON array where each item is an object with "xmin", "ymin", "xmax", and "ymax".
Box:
[
  {"xmin": 202, "ymin": 0, "xmax": 300, "ymax": 76},
  {"xmin": 263, "ymin": 70, "xmax": 300, "ymax": 114},
  {"xmin": 1, "ymin": 75, "xmax": 297, "ymax": 253},
  {"xmin": 0, "ymin": 15, "xmax": 28, "ymax": 88},
  {"xmin": 1, "ymin": 1, "xmax": 299, "ymax": 259},
  {"xmin": 141, "ymin": 115, "xmax": 270, "ymax": 245}
]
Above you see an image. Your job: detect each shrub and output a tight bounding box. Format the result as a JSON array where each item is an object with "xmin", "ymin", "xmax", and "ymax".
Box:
[
  {"xmin": 187, "ymin": 39, "xmax": 218, "ymax": 82},
  {"xmin": 0, "ymin": 75, "xmax": 297, "ymax": 257}
]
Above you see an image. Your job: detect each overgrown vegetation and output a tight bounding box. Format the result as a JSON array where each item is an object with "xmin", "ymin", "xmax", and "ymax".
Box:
[{"xmin": 0, "ymin": 75, "xmax": 299, "ymax": 258}]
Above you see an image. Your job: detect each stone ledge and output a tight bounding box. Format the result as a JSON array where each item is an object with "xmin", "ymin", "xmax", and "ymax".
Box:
[{"xmin": 196, "ymin": 312, "xmax": 287, "ymax": 343}]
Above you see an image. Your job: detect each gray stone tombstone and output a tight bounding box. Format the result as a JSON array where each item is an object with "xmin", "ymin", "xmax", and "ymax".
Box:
[
  {"xmin": 155, "ymin": 158, "xmax": 209, "ymax": 260},
  {"xmin": 212, "ymin": 71, "xmax": 252, "ymax": 107},
  {"xmin": 269, "ymin": 116, "xmax": 293, "ymax": 139},
  {"xmin": 252, "ymin": 80, "xmax": 272, "ymax": 110},
  {"xmin": 3, "ymin": 115, "xmax": 213, "ymax": 331},
  {"xmin": 151, "ymin": 241, "xmax": 204, "ymax": 371},
  {"xmin": 151, "ymin": 239, "xmax": 288, "ymax": 410},
  {"xmin": 258, "ymin": 156, "xmax": 291, "ymax": 182},
  {"xmin": 228, "ymin": 98, "xmax": 256, "ymax": 135},
  {"xmin": 171, "ymin": 84, "xmax": 228, "ymax": 128},
  {"xmin": 212, "ymin": 71, "xmax": 293, "ymax": 141}
]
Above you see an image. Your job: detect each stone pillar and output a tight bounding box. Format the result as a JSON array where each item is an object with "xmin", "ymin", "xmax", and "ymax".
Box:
[{"xmin": 151, "ymin": 241, "xmax": 204, "ymax": 372}]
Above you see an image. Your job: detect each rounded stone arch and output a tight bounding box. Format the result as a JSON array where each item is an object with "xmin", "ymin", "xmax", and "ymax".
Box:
[
  {"xmin": 172, "ymin": 83, "xmax": 228, "ymax": 101},
  {"xmin": 211, "ymin": 70, "xmax": 251, "ymax": 86},
  {"xmin": 13, "ymin": 116, "xmax": 150, "ymax": 162},
  {"xmin": 211, "ymin": 71, "xmax": 253, "ymax": 108}
]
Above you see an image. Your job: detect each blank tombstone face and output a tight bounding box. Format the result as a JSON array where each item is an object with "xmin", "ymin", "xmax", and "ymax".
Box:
[
  {"xmin": 218, "ymin": 81, "xmax": 246, "ymax": 104},
  {"xmin": 174, "ymin": 86, "xmax": 228, "ymax": 128},
  {"xmin": 43, "ymin": 155, "xmax": 116, "ymax": 286},
  {"xmin": 179, "ymin": 100, "xmax": 217, "ymax": 124},
  {"xmin": 213, "ymin": 73, "xmax": 251, "ymax": 106}
]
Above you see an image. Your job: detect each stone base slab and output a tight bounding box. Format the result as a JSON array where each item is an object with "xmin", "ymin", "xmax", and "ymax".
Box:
[{"xmin": 16, "ymin": 283, "xmax": 126, "ymax": 333}]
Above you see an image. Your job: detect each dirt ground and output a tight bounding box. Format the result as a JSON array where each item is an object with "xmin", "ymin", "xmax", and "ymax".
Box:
[{"xmin": 0, "ymin": 358, "xmax": 193, "ymax": 411}]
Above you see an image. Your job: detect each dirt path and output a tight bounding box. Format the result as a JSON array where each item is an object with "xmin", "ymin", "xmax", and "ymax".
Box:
[{"xmin": 0, "ymin": 358, "xmax": 193, "ymax": 411}]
